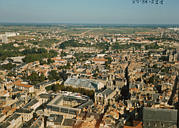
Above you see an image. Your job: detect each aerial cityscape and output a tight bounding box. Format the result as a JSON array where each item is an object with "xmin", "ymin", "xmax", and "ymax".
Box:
[{"xmin": 0, "ymin": 0, "xmax": 179, "ymax": 128}]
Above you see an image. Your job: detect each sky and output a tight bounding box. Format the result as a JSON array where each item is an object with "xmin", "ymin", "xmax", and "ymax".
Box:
[{"xmin": 0, "ymin": 0, "xmax": 179, "ymax": 24}]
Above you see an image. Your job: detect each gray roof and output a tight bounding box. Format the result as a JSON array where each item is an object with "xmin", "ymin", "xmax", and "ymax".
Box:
[
  {"xmin": 62, "ymin": 119, "xmax": 76, "ymax": 126},
  {"xmin": 102, "ymin": 88, "xmax": 113, "ymax": 97},
  {"xmin": 7, "ymin": 113, "xmax": 21, "ymax": 122},
  {"xmin": 63, "ymin": 96, "xmax": 86, "ymax": 104},
  {"xmin": 46, "ymin": 105, "xmax": 79, "ymax": 115},
  {"xmin": 36, "ymin": 80, "xmax": 56, "ymax": 88},
  {"xmin": 78, "ymin": 100, "xmax": 93, "ymax": 109},
  {"xmin": 39, "ymin": 93, "xmax": 51, "ymax": 99},
  {"xmin": 152, "ymin": 93, "xmax": 160, "ymax": 100},
  {"xmin": 0, "ymin": 122, "xmax": 11, "ymax": 128},
  {"xmin": 48, "ymin": 114, "xmax": 63, "ymax": 125},
  {"xmin": 16, "ymin": 108, "xmax": 33, "ymax": 113},
  {"xmin": 24, "ymin": 99, "xmax": 38, "ymax": 108},
  {"xmin": 64, "ymin": 78, "xmax": 100, "ymax": 90},
  {"xmin": 143, "ymin": 107, "xmax": 177, "ymax": 123},
  {"xmin": 12, "ymin": 100, "xmax": 24, "ymax": 107}
]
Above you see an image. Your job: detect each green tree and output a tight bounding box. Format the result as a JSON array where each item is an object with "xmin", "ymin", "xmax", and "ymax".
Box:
[
  {"xmin": 0, "ymin": 63, "xmax": 16, "ymax": 70},
  {"xmin": 27, "ymin": 72, "xmax": 46, "ymax": 85},
  {"xmin": 52, "ymin": 84, "xmax": 60, "ymax": 92},
  {"xmin": 47, "ymin": 58, "xmax": 54, "ymax": 64},
  {"xmin": 7, "ymin": 71, "xmax": 16, "ymax": 77},
  {"xmin": 45, "ymin": 84, "xmax": 94, "ymax": 100},
  {"xmin": 60, "ymin": 51, "xmax": 67, "ymax": 57},
  {"xmin": 40, "ymin": 60, "xmax": 47, "ymax": 65},
  {"xmin": 48, "ymin": 70, "xmax": 60, "ymax": 81}
]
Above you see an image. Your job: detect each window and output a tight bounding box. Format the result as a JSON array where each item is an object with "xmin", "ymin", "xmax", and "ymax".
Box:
[{"xmin": 147, "ymin": 122, "xmax": 150, "ymax": 126}]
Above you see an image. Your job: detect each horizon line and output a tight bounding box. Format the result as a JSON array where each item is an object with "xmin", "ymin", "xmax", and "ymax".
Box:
[{"xmin": 0, "ymin": 22, "xmax": 179, "ymax": 25}]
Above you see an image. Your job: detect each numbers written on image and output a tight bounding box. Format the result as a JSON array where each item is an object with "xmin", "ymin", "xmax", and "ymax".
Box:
[{"xmin": 132, "ymin": 0, "xmax": 164, "ymax": 4}]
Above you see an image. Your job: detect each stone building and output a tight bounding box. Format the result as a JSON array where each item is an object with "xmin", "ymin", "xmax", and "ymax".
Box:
[
  {"xmin": 95, "ymin": 88, "xmax": 119, "ymax": 105},
  {"xmin": 143, "ymin": 107, "xmax": 177, "ymax": 128}
]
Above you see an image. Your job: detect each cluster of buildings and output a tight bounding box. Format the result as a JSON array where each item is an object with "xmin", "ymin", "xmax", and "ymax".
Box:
[
  {"xmin": 0, "ymin": 26, "xmax": 179, "ymax": 128},
  {"xmin": 0, "ymin": 32, "xmax": 19, "ymax": 43}
]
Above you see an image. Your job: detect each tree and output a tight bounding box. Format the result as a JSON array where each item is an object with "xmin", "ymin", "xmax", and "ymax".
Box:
[
  {"xmin": 40, "ymin": 60, "xmax": 47, "ymax": 65},
  {"xmin": 93, "ymin": 73, "xmax": 98, "ymax": 78},
  {"xmin": 27, "ymin": 72, "xmax": 46, "ymax": 85},
  {"xmin": 59, "ymin": 40, "xmax": 85, "ymax": 49},
  {"xmin": 48, "ymin": 70, "xmax": 60, "ymax": 81},
  {"xmin": 52, "ymin": 84, "xmax": 60, "ymax": 92},
  {"xmin": 47, "ymin": 58, "xmax": 54, "ymax": 64},
  {"xmin": 65, "ymin": 62, "xmax": 71, "ymax": 69},
  {"xmin": 22, "ymin": 48, "xmax": 58, "ymax": 63},
  {"xmin": 60, "ymin": 51, "xmax": 67, "ymax": 57},
  {"xmin": 37, "ymin": 48, "xmax": 47, "ymax": 53},
  {"xmin": 59, "ymin": 71, "xmax": 68, "ymax": 81},
  {"xmin": 45, "ymin": 85, "xmax": 52, "ymax": 91},
  {"xmin": 45, "ymin": 84, "xmax": 95, "ymax": 100},
  {"xmin": 7, "ymin": 71, "xmax": 16, "ymax": 77},
  {"xmin": 0, "ymin": 63, "xmax": 16, "ymax": 70}
]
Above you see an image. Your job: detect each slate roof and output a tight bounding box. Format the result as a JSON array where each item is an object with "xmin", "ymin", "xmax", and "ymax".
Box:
[
  {"xmin": 12, "ymin": 100, "xmax": 24, "ymax": 107},
  {"xmin": 101, "ymin": 88, "xmax": 113, "ymax": 97},
  {"xmin": 39, "ymin": 93, "xmax": 51, "ymax": 99},
  {"xmin": 62, "ymin": 119, "xmax": 76, "ymax": 126},
  {"xmin": 24, "ymin": 99, "xmax": 39, "ymax": 108},
  {"xmin": 16, "ymin": 108, "xmax": 33, "ymax": 113},
  {"xmin": 143, "ymin": 107, "xmax": 177, "ymax": 122},
  {"xmin": 64, "ymin": 78, "xmax": 100, "ymax": 90},
  {"xmin": 7, "ymin": 113, "xmax": 21, "ymax": 122},
  {"xmin": 78, "ymin": 100, "xmax": 93, "ymax": 109},
  {"xmin": 48, "ymin": 114, "xmax": 63, "ymax": 125},
  {"xmin": 0, "ymin": 122, "xmax": 11, "ymax": 128}
]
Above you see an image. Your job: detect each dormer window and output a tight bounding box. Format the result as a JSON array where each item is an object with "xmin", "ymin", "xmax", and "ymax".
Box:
[
  {"xmin": 147, "ymin": 122, "xmax": 150, "ymax": 127},
  {"xmin": 161, "ymin": 123, "xmax": 165, "ymax": 127},
  {"xmin": 154, "ymin": 123, "xmax": 157, "ymax": 127}
]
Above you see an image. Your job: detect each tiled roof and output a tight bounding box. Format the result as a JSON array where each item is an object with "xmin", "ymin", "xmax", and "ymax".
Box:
[
  {"xmin": 14, "ymin": 80, "xmax": 32, "ymax": 88},
  {"xmin": 93, "ymin": 58, "xmax": 107, "ymax": 62}
]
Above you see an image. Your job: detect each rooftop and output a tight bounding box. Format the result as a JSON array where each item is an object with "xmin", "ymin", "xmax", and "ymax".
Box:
[
  {"xmin": 143, "ymin": 107, "xmax": 177, "ymax": 122},
  {"xmin": 24, "ymin": 99, "xmax": 39, "ymax": 108},
  {"xmin": 64, "ymin": 78, "xmax": 101, "ymax": 90},
  {"xmin": 101, "ymin": 88, "xmax": 113, "ymax": 97},
  {"xmin": 7, "ymin": 113, "xmax": 21, "ymax": 122},
  {"xmin": 47, "ymin": 114, "xmax": 63, "ymax": 125},
  {"xmin": 62, "ymin": 119, "xmax": 76, "ymax": 126},
  {"xmin": 93, "ymin": 58, "xmax": 107, "ymax": 62},
  {"xmin": 0, "ymin": 122, "xmax": 11, "ymax": 128},
  {"xmin": 47, "ymin": 93, "xmax": 92, "ymax": 115},
  {"xmin": 16, "ymin": 108, "xmax": 33, "ymax": 113},
  {"xmin": 14, "ymin": 80, "xmax": 32, "ymax": 88}
]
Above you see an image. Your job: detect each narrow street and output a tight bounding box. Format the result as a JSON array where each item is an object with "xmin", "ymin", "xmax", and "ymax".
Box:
[{"xmin": 95, "ymin": 105, "xmax": 109, "ymax": 128}]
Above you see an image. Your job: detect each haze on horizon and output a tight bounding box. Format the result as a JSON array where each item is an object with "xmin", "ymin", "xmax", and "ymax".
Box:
[{"xmin": 0, "ymin": 0, "xmax": 179, "ymax": 24}]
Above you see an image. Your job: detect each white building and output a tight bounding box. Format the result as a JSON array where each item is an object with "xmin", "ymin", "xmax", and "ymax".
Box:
[
  {"xmin": 16, "ymin": 108, "xmax": 33, "ymax": 122},
  {"xmin": 0, "ymin": 32, "xmax": 19, "ymax": 43},
  {"xmin": 3, "ymin": 114, "xmax": 23, "ymax": 128},
  {"xmin": 24, "ymin": 99, "xmax": 42, "ymax": 110}
]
